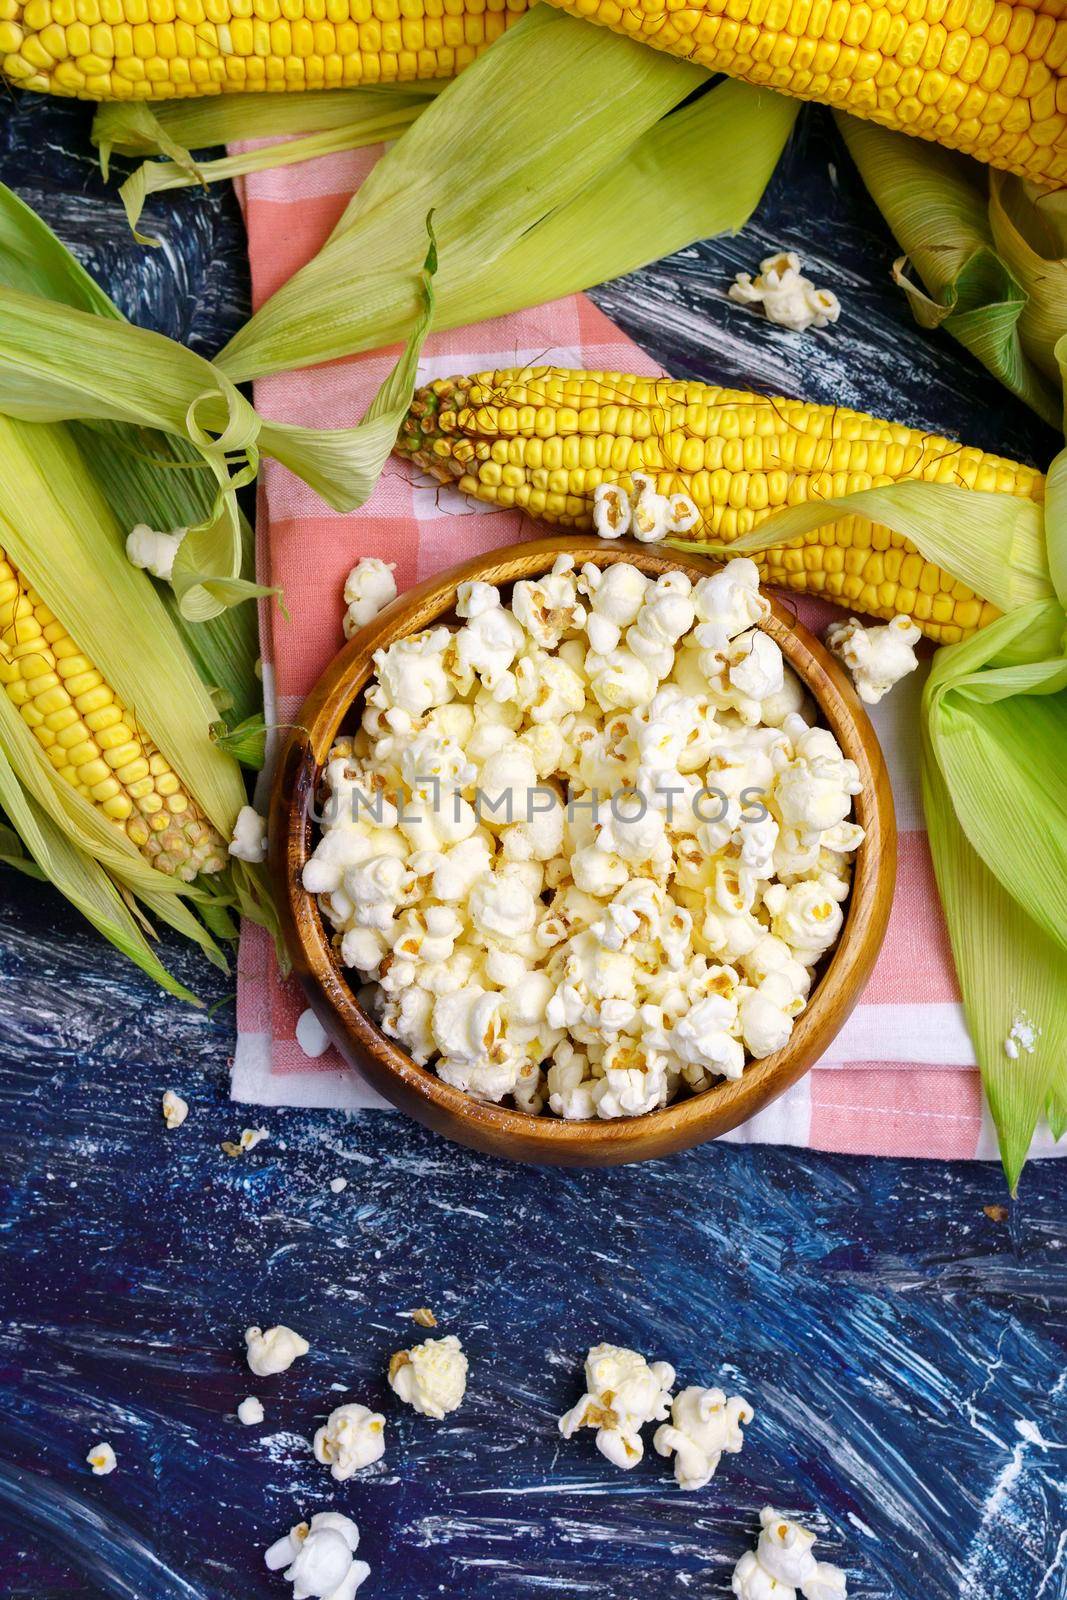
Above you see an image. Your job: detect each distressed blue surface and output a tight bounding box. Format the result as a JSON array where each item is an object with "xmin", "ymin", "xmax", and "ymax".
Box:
[{"xmin": 0, "ymin": 89, "xmax": 1065, "ymax": 1600}]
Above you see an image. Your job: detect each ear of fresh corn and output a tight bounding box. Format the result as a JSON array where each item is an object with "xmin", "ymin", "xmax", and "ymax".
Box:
[
  {"xmin": 547, "ymin": 0, "xmax": 1066, "ymax": 188},
  {"xmin": 0, "ymin": 546, "xmax": 226, "ymax": 880},
  {"xmin": 396, "ymin": 367, "xmax": 1045, "ymax": 643},
  {"xmin": 0, "ymin": 0, "xmax": 525, "ymax": 99}
]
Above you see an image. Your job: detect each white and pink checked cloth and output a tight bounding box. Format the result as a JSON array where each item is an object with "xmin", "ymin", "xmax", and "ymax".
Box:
[{"xmin": 229, "ymin": 141, "xmax": 1061, "ymax": 1161}]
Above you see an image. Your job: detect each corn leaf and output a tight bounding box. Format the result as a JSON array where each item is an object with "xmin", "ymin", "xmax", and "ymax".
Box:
[
  {"xmin": 93, "ymin": 90, "xmax": 437, "ymax": 244},
  {"xmin": 216, "ymin": 8, "xmax": 716, "ymax": 381},
  {"xmin": 921, "ymin": 719, "xmax": 1066, "ymax": 1192},
  {"xmin": 93, "ymin": 82, "xmax": 445, "ymax": 165},
  {"xmin": 670, "ymin": 477, "xmax": 1051, "ymax": 617},
  {"xmin": 989, "ymin": 174, "xmax": 1067, "ymax": 400},
  {"xmin": 439, "ymin": 77, "xmax": 799, "ymax": 331},
  {"xmin": 922, "ymin": 599, "xmax": 1067, "ymax": 1190},
  {"xmin": 0, "ymin": 231, "xmax": 437, "ymax": 615},
  {"xmin": 0, "ymin": 818, "xmax": 44, "ymax": 878},
  {"xmin": 837, "ymin": 115, "xmax": 1063, "ymax": 429}
]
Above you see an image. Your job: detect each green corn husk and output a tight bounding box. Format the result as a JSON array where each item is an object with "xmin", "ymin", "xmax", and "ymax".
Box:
[
  {"xmin": 92, "ymin": 85, "xmax": 445, "ymax": 244},
  {"xmin": 0, "ymin": 183, "xmax": 438, "ymax": 623},
  {"xmin": 215, "ymin": 8, "xmax": 798, "ymax": 384},
  {"xmin": 838, "ymin": 115, "xmax": 1066, "ymax": 432}
]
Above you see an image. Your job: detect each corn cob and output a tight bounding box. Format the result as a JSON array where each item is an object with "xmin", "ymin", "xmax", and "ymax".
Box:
[
  {"xmin": 546, "ymin": 0, "xmax": 1066, "ymax": 188},
  {"xmin": 0, "ymin": 545, "xmax": 227, "ymax": 879},
  {"xmin": 0, "ymin": 0, "xmax": 527, "ymax": 98},
  {"xmin": 396, "ymin": 367, "xmax": 1046, "ymax": 644}
]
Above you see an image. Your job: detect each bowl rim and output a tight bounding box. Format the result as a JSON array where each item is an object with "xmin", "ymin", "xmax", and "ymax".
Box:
[{"xmin": 270, "ymin": 535, "xmax": 897, "ymax": 1164}]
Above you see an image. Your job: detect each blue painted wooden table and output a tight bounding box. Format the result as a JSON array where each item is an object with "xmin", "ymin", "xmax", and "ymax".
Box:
[{"xmin": 0, "ymin": 90, "xmax": 1065, "ymax": 1600}]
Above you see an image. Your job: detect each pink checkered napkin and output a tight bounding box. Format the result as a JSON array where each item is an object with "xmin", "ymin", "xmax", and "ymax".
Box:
[{"xmin": 229, "ymin": 142, "xmax": 1060, "ymax": 1161}]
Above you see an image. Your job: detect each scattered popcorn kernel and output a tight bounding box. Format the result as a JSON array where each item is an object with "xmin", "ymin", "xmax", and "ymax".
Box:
[
  {"xmin": 86, "ymin": 1441, "xmax": 117, "ymax": 1476},
  {"xmin": 388, "ymin": 1334, "xmax": 467, "ymax": 1419},
  {"xmin": 161, "ymin": 1090, "xmax": 188, "ymax": 1130},
  {"xmin": 245, "ymin": 1324, "xmax": 309, "ymax": 1377}
]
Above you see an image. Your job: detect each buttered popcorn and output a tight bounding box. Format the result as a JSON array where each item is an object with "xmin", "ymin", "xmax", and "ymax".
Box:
[{"xmin": 304, "ymin": 557, "xmax": 864, "ymax": 1121}]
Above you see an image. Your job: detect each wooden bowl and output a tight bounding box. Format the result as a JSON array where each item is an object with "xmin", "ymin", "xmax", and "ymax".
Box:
[{"xmin": 270, "ymin": 537, "xmax": 896, "ymax": 1166}]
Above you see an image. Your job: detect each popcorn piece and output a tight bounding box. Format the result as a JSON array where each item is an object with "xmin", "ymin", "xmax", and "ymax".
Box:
[
  {"xmin": 229, "ymin": 805, "xmax": 268, "ymax": 864},
  {"xmin": 729, "ymin": 252, "xmax": 841, "ymax": 334},
  {"xmin": 653, "ymin": 1385, "xmax": 754, "ymax": 1489},
  {"xmin": 125, "ymin": 522, "xmax": 186, "ymax": 582},
  {"xmin": 825, "ymin": 614, "xmax": 921, "ymax": 705},
  {"xmin": 763, "ymin": 881, "xmax": 845, "ymax": 964},
  {"xmin": 238, "ymin": 1396, "xmax": 265, "ymax": 1426},
  {"xmin": 86, "ymin": 1441, "xmax": 117, "ymax": 1476},
  {"xmin": 730, "ymin": 630, "xmax": 784, "ymax": 703},
  {"xmin": 512, "ymin": 556, "xmax": 586, "ymax": 648},
  {"xmin": 774, "ymin": 728, "xmax": 861, "ymax": 842},
  {"xmin": 388, "ymin": 1335, "xmax": 467, "ymax": 1419},
  {"xmin": 593, "ymin": 482, "xmax": 632, "ymax": 539},
  {"xmin": 372, "ymin": 627, "xmax": 454, "ymax": 717},
  {"xmin": 296, "ymin": 1008, "xmax": 331, "ymax": 1059},
  {"xmin": 245, "ymin": 1324, "xmax": 309, "ymax": 1377},
  {"xmin": 342, "ymin": 557, "xmax": 397, "ymax": 638},
  {"xmin": 412, "ymin": 1307, "xmax": 437, "ymax": 1328},
  {"xmin": 239, "ymin": 1126, "xmax": 268, "ymax": 1153},
  {"xmin": 161, "ymin": 1089, "xmax": 188, "ymax": 1129},
  {"xmin": 313, "ymin": 1403, "xmax": 386, "ymax": 1480},
  {"xmin": 265, "ymin": 1513, "xmax": 370, "ymax": 1600},
  {"xmin": 329, "ymin": 1177, "xmax": 348, "ymax": 1194},
  {"xmin": 732, "ymin": 1507, "xmax": 849, "ymax": 1600},
  {"xmin": 558, "ymin": 1343, "xmax": 675, "ymax": 1469}
]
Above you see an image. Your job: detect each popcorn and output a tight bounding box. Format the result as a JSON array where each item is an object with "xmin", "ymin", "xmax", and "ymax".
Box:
[
  {"xmin": 653, "ymin": 1385, "xmax": 753, "ymax": 1489},
  {"xmin": 238, "ymin": 1396, "xmax": 265, "ymax": 1425},
  {"xmin": 731, "ymin": 1507, "xmax": 849, "ymax": 1600},
  {"xmin": 730, "ymin": 630, "xmax": 785, "ymax": 703},
  {"xmin": 739, "ymin": 986, "xmax": 795, "ymax": 1058},
  {"xmin": 558, "ymin": 1343, "xmax": 675, "ymax": 1469},
  {"xmin": 452, "ymin": 599, "xmax": 525, "ymax": 696},
  {"xmin": 245, "ymin": 1324, "xmax": 309, "ymax": 1377},
  {"xmin": 265, "ymin": 1513, "xmax": 370, "ymax": 1600},
  {"xmin": 86, "ymin": 1441, "xmax": 117, "ymax": 1475},
  {"xmin": 763, "ymin": 881, "xmax": 845, "ymax": 963},
  {"xmin": 826, "ymin": 614, "xmax": 921, "ymax": 705},
  {"xmin": 313, "ymin": 1403, "xmax": 386, "ymax": 1480},
  {"xmin": 729, "ymin": 251, "xmax": 841, "ymax": 334},
  {"xmin": 161, "ymin": 1089, "xmax": 188, "ymax": 1129},
  {"xmin": 592, "ymin": 483, "xmax": 631, "ymax": 539},
  {"xmin": 229, "ymin": 805, "xmax": 268, "ymax": 864},
  {"xmin": 774, "ymin": 727, "xmax": 861, "ymax": 841},
  {"xmin": 307, "ymin": 559, "xmax": 862, "ymax": 1123},
  {"xmin": 342, "ymin": 557, "xmax": 397, "ymax": 637},
  {"xmin": 371, "ymin": 627, "xmax": 454, "ymax": 717},
  {"xmin": 126, "ymin": 522, "xmax": 186, "ymax": 582},
  {"xmin": 511, "ymin": 556, "xmax": 586, "ymax": 647},
  {"xmin": 671, "ymin": 997, "xmax": 745, "ymax": 1082},
  {"xmin": 388, "ymin": 1335, "xmax": 468, "ymax": 1419}
]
